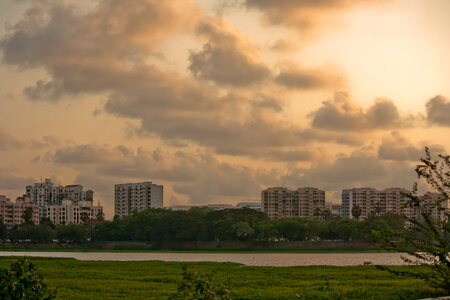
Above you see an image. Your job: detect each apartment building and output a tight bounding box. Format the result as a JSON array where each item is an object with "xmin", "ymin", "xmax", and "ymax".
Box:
[
  {"xmin": 46, "ymin": 200, "xmax": 104, "ymax": 225},
  {"xmin": 26, "ymin": 179, "xmax": 95, "ymax": 217},
  {"xmin": 341, "ymin": 187, "xmax": 448, "ymax": 220},
  {"xmin": 261, "ymin": 187, "xmax": 325, "ymax": 219},
  {"xmin": 0, "ymin": 195, "xmax": 39, "ymax": 229},
  {"xmin": 114, "ymin": 182, "xmax": 163, "ymax": 217}
]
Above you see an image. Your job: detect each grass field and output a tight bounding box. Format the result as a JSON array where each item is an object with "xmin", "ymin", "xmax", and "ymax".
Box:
[{"xmin": 0, "ymin": 257, "xmax": 445, "ymax": 299}]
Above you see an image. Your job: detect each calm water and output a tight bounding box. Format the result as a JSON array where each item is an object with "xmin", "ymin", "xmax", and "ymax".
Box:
[{"xmin": 0, "ymin": 251, "xmax": 415, "ymax": 266}]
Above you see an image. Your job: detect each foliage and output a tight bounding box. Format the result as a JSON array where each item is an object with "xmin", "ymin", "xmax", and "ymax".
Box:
[
  {"xmin": 0, "ymin": 257, "xmax": 444, "ymax": 299},
  {"xmin": 377, "ymin": 148, "xmax": 449, "ymax": 293},
  {"xmin": 0, "ymin": 217, "xmax": 7, "ymax": 240},
  {"xmin": 4, "ymin": 206, "xmax": 410, "ymax": 244},
  {"xmin": 56, "ymin": 224, "xmax": 86, "ymax": 243},
  {"xmin": 8, "ymin": 224, "xmax": 55, "ymax": 243},
  {"xmin": 351, "ymin": 206, "xmax": 362, "ymax": 220},
  {"xmin": 169, "ymin": 266, "xmax": 231, "ymax": 300},
  {"xmin": 0, "ymin": 258, "xmax": 55, "ymax": 299},
  {"xmin": 22, "ymin": 207, "xmax": 34, "ymax": 225}
]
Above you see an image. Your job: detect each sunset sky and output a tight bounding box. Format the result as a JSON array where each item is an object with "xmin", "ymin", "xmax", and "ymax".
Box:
[{"xmin": 0, "ymin": 0, "xmax": 449, "ymax": 218}]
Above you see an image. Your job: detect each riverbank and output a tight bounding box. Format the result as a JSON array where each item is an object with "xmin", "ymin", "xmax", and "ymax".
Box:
[
  {"xmin": 0, "ymin": 256, "xmax": 443, "ymax": 299},
  {"xmin": 0, "ymin": 240, "xmax": 385, "ymax": 253}
]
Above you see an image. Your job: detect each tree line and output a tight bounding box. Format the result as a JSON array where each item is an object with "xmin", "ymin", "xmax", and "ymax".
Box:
[{"xmin": 0, "ymin": 207, "xmax": 407, "ymax": 244}]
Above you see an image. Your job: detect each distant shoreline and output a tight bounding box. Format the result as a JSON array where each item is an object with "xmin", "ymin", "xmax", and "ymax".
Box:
[{"xmin": 0, "ymin": 240, "xmax": 390, "ymax": 253}]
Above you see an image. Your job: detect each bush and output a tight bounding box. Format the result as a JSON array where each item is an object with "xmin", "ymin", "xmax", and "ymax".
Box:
[
  {"xmin": 169, "ymin": 266, "xmax": 231, "ymax": 300},
  {"xmin": 0, "ymin": 258, "xmax": 56, "ymax": 299}
]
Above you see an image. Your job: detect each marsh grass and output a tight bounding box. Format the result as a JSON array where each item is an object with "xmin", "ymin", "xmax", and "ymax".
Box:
[{"xmin": 0, "ymin": 257, "xmax": 444, "ymax": 299}]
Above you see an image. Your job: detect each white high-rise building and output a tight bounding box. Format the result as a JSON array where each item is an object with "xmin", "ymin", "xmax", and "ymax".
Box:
[{"xmin": 114, "ymin": 182, "xmax": 163, "ymax": 217}]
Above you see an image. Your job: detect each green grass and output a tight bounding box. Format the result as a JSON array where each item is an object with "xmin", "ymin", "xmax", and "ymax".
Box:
[{"xmin": 0, "ymin": 257, "xmax": 444, "ymax": 299}]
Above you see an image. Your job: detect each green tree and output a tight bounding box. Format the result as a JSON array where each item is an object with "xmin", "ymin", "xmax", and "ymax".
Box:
[
  {"xmin": 377, "ymin": 148, "xmax": 449, "ymax": 293},
  {"xmin": 22, "ymin": 207, "xmax": 34, "ymax": 225},
  {"xmin": 0, "ymin": 258, "xmax": 56, "ymax": 299},
  {"xmin": 351, "ymin": 206, "xmax": 362, "ymax": 220},
  {"xmin": 233, "ymin": 222, "xmax": 254, "ymax": 241},
  {"xmin": 56, "ymin": 224, "xmax": 86, "ymax": 243},
  {"xmin": 0, "ymin": 217, "xmax": 7, "ymax": 241},
  {"xmin": 39, "ymin": 218, "xmax": 55, "ymax": 229}
]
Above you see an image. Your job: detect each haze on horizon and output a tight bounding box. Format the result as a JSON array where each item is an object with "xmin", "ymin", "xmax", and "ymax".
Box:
[{"xmin": 0, "ymin": 0, "xmax": 449, "ymax": 218}]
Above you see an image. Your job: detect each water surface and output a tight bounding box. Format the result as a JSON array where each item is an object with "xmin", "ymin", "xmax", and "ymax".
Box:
[{"xmin": 0, "ymin": 251, "xmax": 415, "ymax": 266}]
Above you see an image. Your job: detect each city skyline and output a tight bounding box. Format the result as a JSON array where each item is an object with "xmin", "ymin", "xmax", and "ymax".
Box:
[{"xmin": 0, "ymin": 0, "xmax": 449, "ymax": 218}]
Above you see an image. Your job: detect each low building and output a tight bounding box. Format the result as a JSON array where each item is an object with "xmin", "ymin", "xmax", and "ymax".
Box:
[
  {"xmin": 46, "ymin": 200, "xmax": 104, "ymax": 225},
  {"xmin": 261, "ymin": 187, "xmax": 325, "ymax": 219},
  {"xmin": 324, "ymin": 202, "xmax": 342, "ymax": 216},
  {"xmin": 236, "ymin": 202, "xmax": 261, "ymax": 211},
  {"xmin": 0, "ymin": 195, "xmax": 39, "ymax": 229}
]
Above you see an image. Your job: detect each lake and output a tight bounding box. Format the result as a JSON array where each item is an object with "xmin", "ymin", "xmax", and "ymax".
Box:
[{"xmin": 0, "ymin": 251, "xmax": 416, "ymax": 266}]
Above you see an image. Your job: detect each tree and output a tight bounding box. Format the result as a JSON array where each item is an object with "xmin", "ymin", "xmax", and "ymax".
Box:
[
  {"xmin": 96, "ymin": 210, "xmax": 105, "ymax": 222},
  {"xmin": 0, "ymin": 217, "xmax": 7, "ymax": 241},
  {"xmin": 80, "ymin": 212, "xmax": 90, "ymax": 224},
  {"xmin": 351, "ymin": 206, "xmax": 362, "ymax": 220},
  {"xmin": 40, "ymin": 218, "xmax": 55, "ymax": 229},
  {"xmin": 0, "ymin": 258, "xmax": 56, "ymax": 299},
  {"xmin": 377, "ymin": 148, "xmax": 449, "ymax": 293},
  {"xmin": 22, "ymin": 207, "xmax": 34, "ymax": 225},
  {"xmin": 56, "ymin": 224, "xmax": 86, "ymax": 243}
]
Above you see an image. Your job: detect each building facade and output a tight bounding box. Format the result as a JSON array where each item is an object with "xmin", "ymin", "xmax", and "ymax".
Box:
[
  {"xmin": 25, "ymin": 179, "xmax": 96, "ymax": 218},
  {"xmin": 46, "ymin": 200, "xmax": 104, "ymax": 225},
  {"xmin": 324, "ymin": 202, "xmax": 342, "ymax": 216},
  {"xmin": 261, "ymin": 187, "xmax": 325, "ymax": 219},
  {"xmin": 0, "ymin": 195, "xmax": 40, "ymax": 229},
  {"xmin": 114, "ymin": 182, "xmax": 163, "ymax": 217},
  {"xmin": 341, "ymin": 187, "xmax": 448, "ymax": 220}
]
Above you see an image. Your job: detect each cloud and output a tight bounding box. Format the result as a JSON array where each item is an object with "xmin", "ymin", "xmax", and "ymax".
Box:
[
  {"xmin": 245, "ymin": 0, "xmax": 388, "ymax": 35},
  {"xmin": 47, "ymin": 144, "xmax": 274, "ymax": 204},
  {"xmin": 426, "ymin": 95, "xmax": 450, "ymax": 127},
  {"xmin": 377, "ymin": 131, "xmax": 445, "ymax": 161},
  {"xmin": 1, "ymin": 0, "xmax": 200, "ymax": 100},
  {"xmin": 189, "ymin": 16, "xmax": 270, "ymax": 86},
  {"xmin": 308, "ymin": 92, "xmax": 414, "ymax": 131},
  {"xmin": 275, "ymin": 62, "xmax": 347, "ymax": 90},
  {"xmin": 0, "ymin": 128, "xmax": 24, "ymax": 150},
  {"xmin": 44, "ymin": 144, "xmax": 130, "ymax": 164},
  {"xmin": 281, "ymin": 149, "xmax": 417, "ymax": 191},
  {"xmin": 0, "ymin": 175, "xmax": 35, "ymax": 190}
]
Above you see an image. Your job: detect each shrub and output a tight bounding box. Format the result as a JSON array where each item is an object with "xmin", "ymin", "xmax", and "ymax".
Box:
[{"xmin": 0, "ymin": 258, "xmax": 56, "ymax": 299}]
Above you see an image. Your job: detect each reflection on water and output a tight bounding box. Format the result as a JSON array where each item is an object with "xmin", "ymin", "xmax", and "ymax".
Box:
[{"xmin": 0, "ymin": 252, "xmax": 415, "ymax": 266}]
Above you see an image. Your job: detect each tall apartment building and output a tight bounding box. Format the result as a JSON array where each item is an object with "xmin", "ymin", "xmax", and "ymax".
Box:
[
  {"xmin": 261, "ymin": 187, "xmax": 325, "ymax": 219},
  {"xmin": 26, "ymin": 179, "xmax": 65, "ymax": 208},
  {"xmin": 0, "ymin": 195, "xmax": 39, "ymax": 229},
  {"xmin": 25, "ymin": 179, "xmax": 96, "ymax": 218},
  {"xmin": 341, "ymin": 187, "xmax": 448, "ymax": 220},
  {"xmin": 46, "ymin": 200, "xmax": 104, "ymax": 225},
  {"xmin": 114, "ymin": 182, "xmax": 163, "ymax": 217}
]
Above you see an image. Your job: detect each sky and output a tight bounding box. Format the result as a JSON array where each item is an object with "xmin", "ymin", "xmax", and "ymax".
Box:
[{"xmin": 0, "ymin": 0, "xmax": 449, "ymax": 219}]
